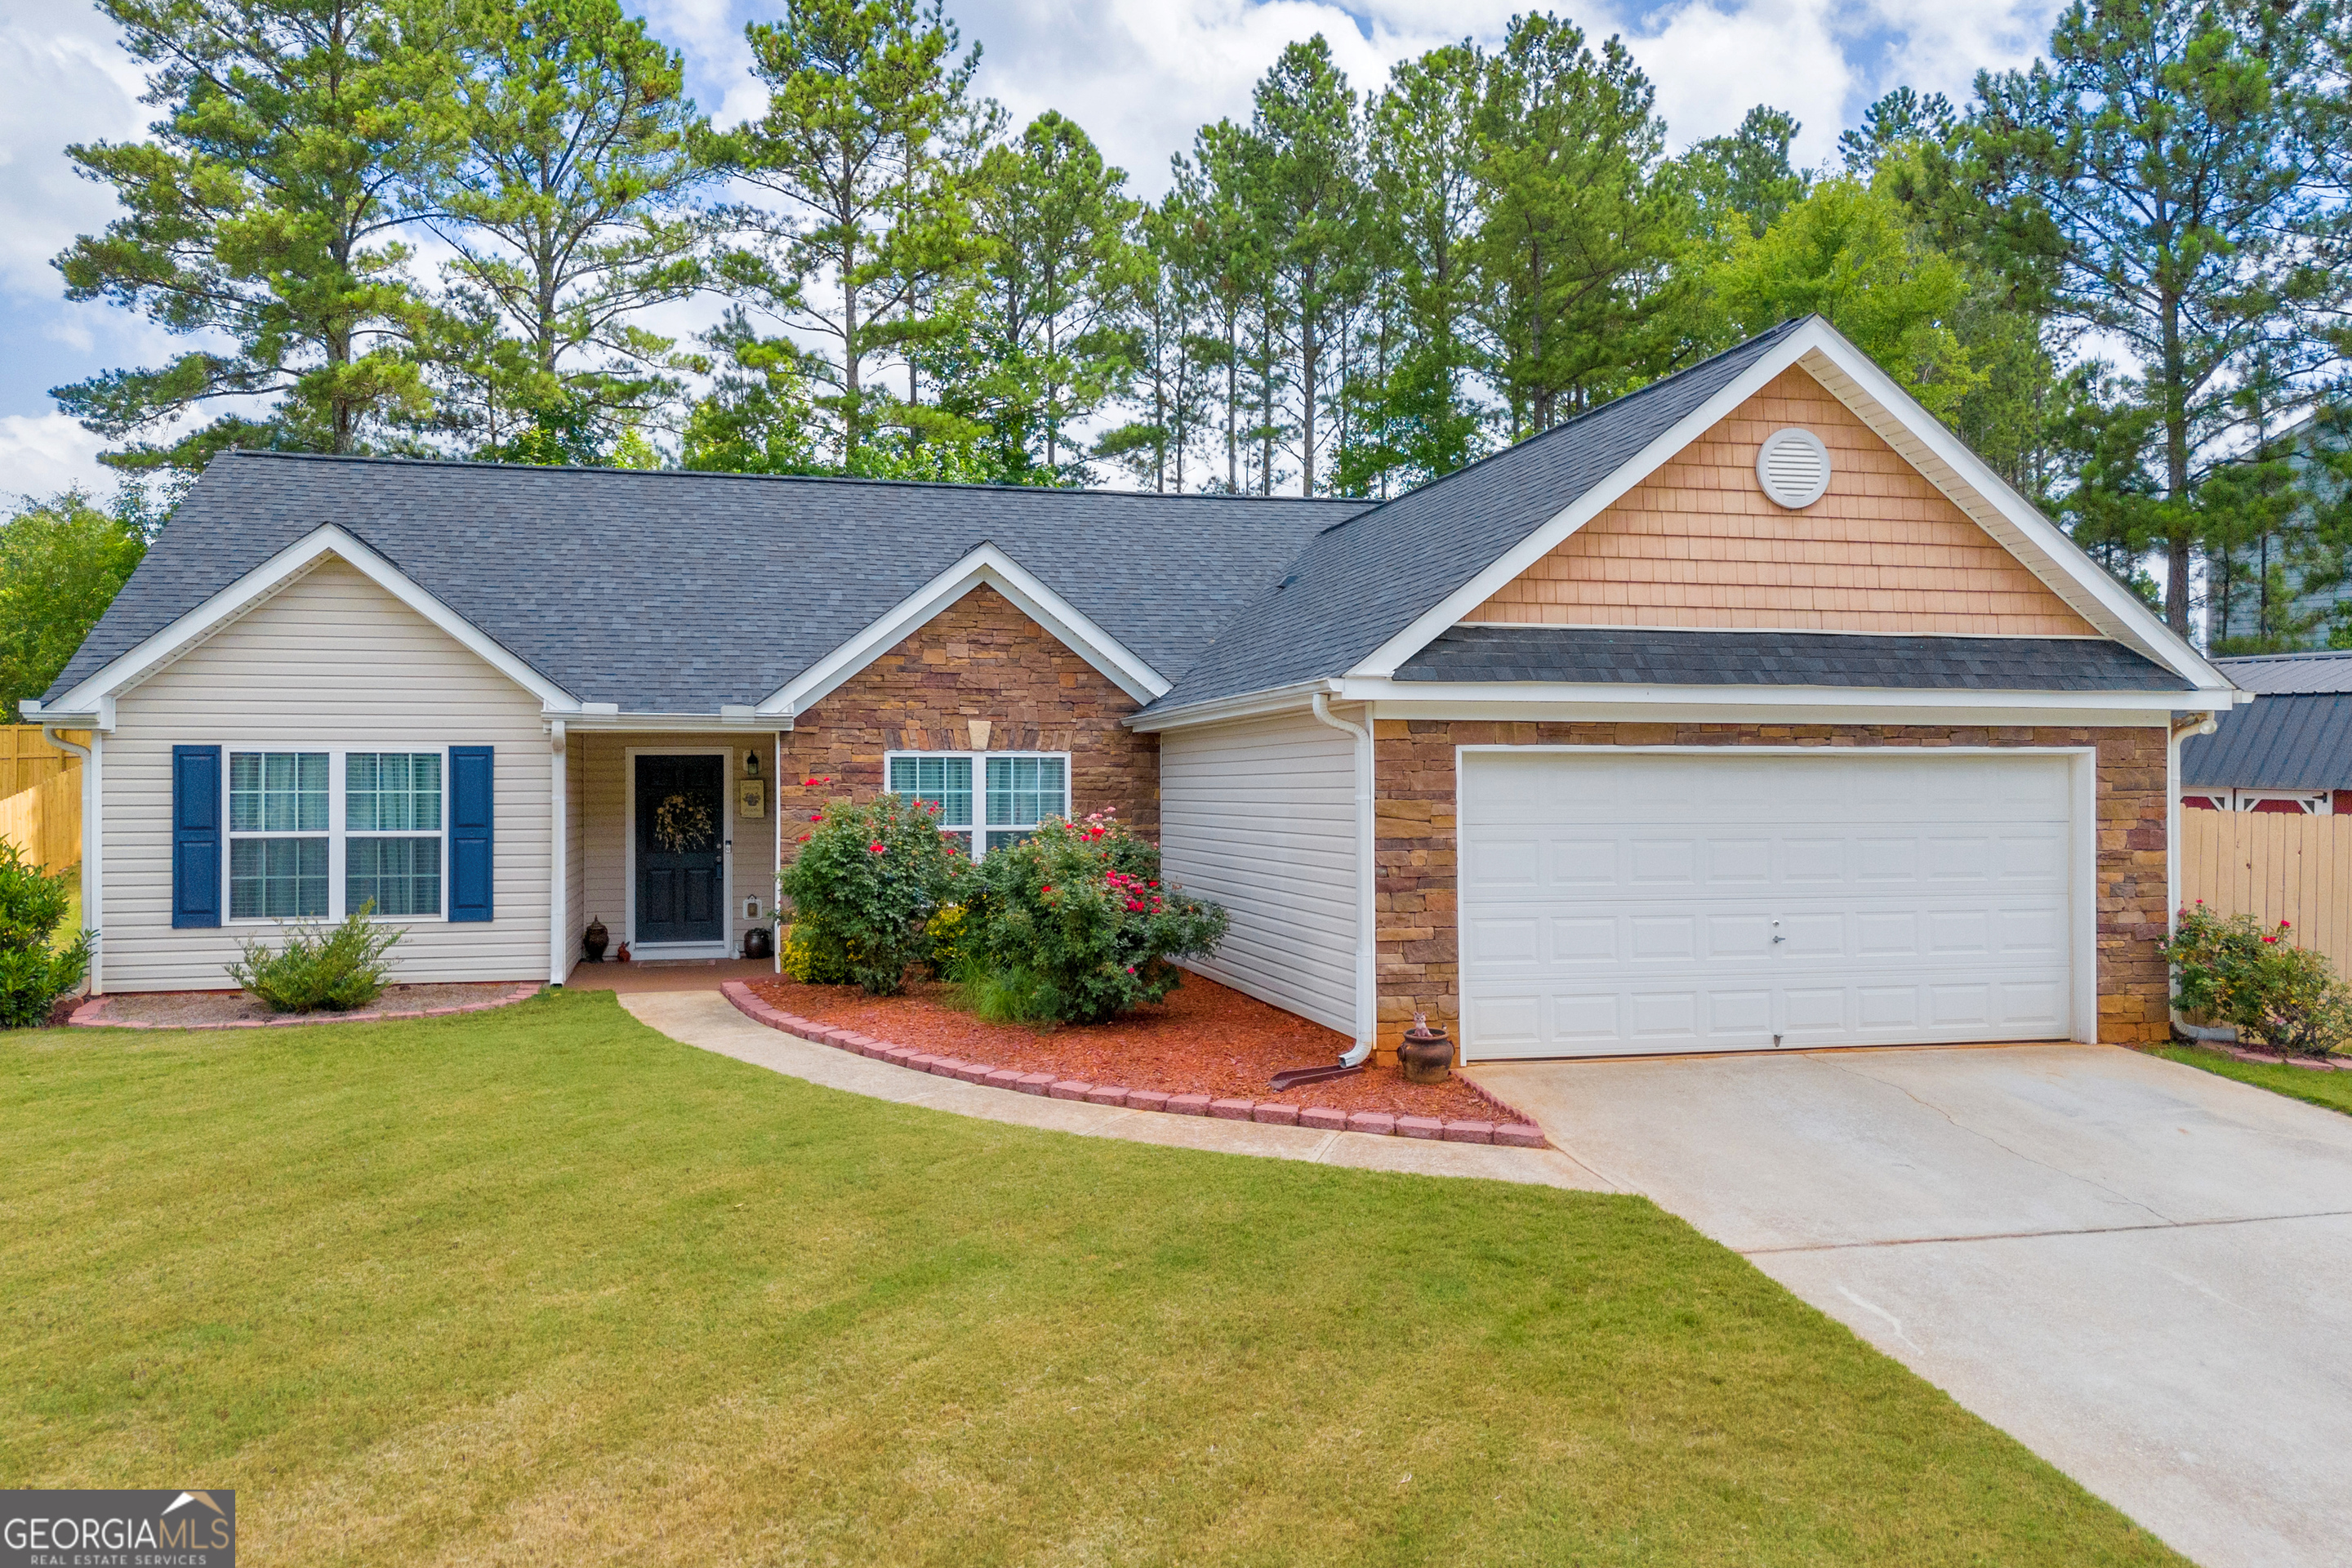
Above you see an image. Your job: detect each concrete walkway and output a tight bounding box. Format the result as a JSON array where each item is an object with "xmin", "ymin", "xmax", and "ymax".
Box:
[
  {"xmin": 620, "ymin": 990, "xmax": 1613, "ymax": 1190},
  {"xmin": 1470, "ymin": 1045, "xmax": 2352, "ymax": 1568}
]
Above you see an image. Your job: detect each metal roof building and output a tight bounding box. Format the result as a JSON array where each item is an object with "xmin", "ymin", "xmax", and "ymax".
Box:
[{"xmin": 2181, "ymin": 651, "xmax": 2352, "ymax": 791}]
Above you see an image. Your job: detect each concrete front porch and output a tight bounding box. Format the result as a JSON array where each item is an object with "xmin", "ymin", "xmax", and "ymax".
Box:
[{"xmin": 566, "ymin": 957, "xmax": 777, "ymax": 994}]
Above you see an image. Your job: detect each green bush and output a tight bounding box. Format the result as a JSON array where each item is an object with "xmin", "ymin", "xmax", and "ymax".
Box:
[
  {"xmin": 960, "ymin": 811, "xmax": 1228, "ymax": 1024},
  {"xmin": 226, "ymin": 905, "xmax": 403, "ymax": 1013},
  {"xmin": 778, "ymin": 792, "xmax": 959, "ymax": 996},
  {"xmin": 2162, "ymin": 902, "xmax": 2352, "ymax": 1058},
  {"xmin": 0, "ymin": 842, "xmax": 88, "ymax": 1027}
]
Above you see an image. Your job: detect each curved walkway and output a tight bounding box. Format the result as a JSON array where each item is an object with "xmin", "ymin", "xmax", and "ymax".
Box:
[{"xmin": 621, "ymin": 991, "xmax": 1613, "ymax": 1191}]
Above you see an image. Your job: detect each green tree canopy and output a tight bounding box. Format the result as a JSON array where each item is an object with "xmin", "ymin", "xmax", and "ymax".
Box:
[{"xmin": 0, "ymin": 492, "xmax": 153, "ymax": 721}]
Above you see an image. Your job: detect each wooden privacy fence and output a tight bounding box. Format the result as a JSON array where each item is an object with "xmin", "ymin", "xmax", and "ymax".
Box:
[
  {"xmin": 2180, "ymin": 809, "xmax": 2352, "ymax": 978},
  {"xmin": 0, "ymin": 726, "xmax": 83, "ymax": 871}
]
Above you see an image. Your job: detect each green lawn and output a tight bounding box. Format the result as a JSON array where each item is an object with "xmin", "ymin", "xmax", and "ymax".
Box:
[
  {"xmin": 2149, "ymin": 1042, "xmax": 2352, "ymax": 1116},
  {"xmin": 0, "ymin": 992, "xmax": 2181, "ymax": 1566}
]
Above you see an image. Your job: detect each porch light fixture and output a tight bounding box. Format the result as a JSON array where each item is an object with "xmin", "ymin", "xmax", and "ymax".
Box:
[{"xmin": 743, "ymin": 751, "xmax": 761, "ymax": 778}]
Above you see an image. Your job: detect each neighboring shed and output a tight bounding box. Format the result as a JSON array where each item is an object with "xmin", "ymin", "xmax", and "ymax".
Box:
[{"xmin": 2181, "ymin": 652, "xmax": 2352, "ymax": 813}]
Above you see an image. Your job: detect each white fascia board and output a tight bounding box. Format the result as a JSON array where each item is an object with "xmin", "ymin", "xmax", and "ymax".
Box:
[
  {"xmin": 1121, "ymin": 679, "xmax": 1332, "ymax": 733},
  {"xmin": 1347, "ymin": 317, "xmax": 2235, "ymax": 695},
  {"xmin": 564, "ymin": 710, "xmax": 793, "ymax": 731},
  {"xmin": 759, "ymin": 543, "xmax": 1168, "ymax": 715},
  {"xmin": 49, "ymin": 523, "xmax": 580, "ymax": 715},
  {"xmin": 1340, "ymin": 676, "xmax": 2225, "ymax": 717}
]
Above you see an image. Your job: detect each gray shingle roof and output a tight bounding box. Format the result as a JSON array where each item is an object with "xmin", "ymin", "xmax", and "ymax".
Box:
[
  {"xmin": 2209, "ymin": 649, "xmax": 2352, "ymax": 695},
  {"xmin": 2182, "ymin": 692, "xmax": 2352, "ymax": 790},
  {"xmin": 43, "ymin": 457, "xmax": 1366, "ymax": 713},
  {"xmin": 1141, "ymin": 319, "xmax": 1814, "ymax": 714},
  {"xmin": 1397, "ymin": 626, "xmax": 2194, "ymax": 690}
]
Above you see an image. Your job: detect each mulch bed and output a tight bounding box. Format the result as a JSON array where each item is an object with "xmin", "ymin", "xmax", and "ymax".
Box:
[
  {"xmin": 73, "ymin": 982, "xmax": 537, "ymax": 1030},
  {"xmin": 747, "ymin": 973, "xmax": 1515, "ymax": 1120}
]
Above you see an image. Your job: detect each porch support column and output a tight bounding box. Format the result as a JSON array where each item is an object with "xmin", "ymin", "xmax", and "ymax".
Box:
[
  {"xmin": 773, "ymin": 728, "xmax": 783, "ymax": 973},
  {"xmin": 549, "ymin": 719, "xmax": 568, "ymax": 987}
]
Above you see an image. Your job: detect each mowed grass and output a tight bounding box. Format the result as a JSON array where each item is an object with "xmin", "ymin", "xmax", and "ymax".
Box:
[
  {"xmin": 2149, "ymin": 1042, "xmax": 2352, "ymax": 1116},
  {"xmin": 0, "ymin": 991, "xmax": 2182, "ymax": 1566}
]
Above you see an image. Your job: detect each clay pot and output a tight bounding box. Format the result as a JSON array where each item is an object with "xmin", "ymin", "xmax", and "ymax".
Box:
[
  {"xmin": 582, "ymin": 917, "xmax": 609, "ymax": 964},
  {"xmin": 744, "ymin": 925, "xmax": 774, "ymax": 961},
  {"xmin": 1399, "ymin": 1024, "xmax": 1454, "ymax": 1084}
]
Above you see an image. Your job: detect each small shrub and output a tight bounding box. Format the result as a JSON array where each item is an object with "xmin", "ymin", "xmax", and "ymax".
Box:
[
  {"xmin": 2244, "ymin": 938, "xmax": 2352, "ymax": 1058},
  {"xmin": 778, "ymin": 921, "xmax": 849, "ymax": 985},
  {"xmin": 923, "ymin": 902, "xmax": 975, "ymax": 981},
  {"xmin": 962, "ymin": 810, "xmax": 1228, "ymax": 1024},
  {"xmin": 226, "ymin": 905, "xmax": 402, "ymax": 1013},
  {"xmin": 778, "ymin": 792, "xmax": 958, "ymax": 996},
  {"xmin": 964, "ymin": 965, "xmax": 1058, "ymax": 1025},
  {"xmin": 2161, "ymin": 903, "xmax": 2274, "ymax": 1027},
  {"xmin": 0, "ymin": 842, "xmax": 87, "ymax": 1028}
]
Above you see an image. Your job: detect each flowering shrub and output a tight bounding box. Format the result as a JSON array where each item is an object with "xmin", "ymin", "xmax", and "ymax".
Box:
[
  {"xmin": 777, "ymin": 792, "xmax": 958, "ymax": 996},
  {"xmin": 0, "ymin": 841, "xmax": 88, "ymax": 1028},
  {"xmin": 2162, "ymin": 902, "xmax": 2352, "ymax": 1057},
  {"xmin": 961, "ymin": 810, "xmax": 1228, "ymax": 1023}
]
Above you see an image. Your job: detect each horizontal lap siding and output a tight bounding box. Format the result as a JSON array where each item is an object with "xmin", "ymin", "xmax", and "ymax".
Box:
[
  {"xmin": 1160, "ymin": 710, "xmax": 1357, "ymax": 1036},
  {"xmin": 104, "ymin": 559, "xmax": 551, "ymax": 991}
]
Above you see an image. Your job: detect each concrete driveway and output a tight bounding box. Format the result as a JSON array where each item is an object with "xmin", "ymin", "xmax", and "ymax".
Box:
[{"xmin": 1469, "ymin": 1045, "xmax": 2352, "ymax": 1568}]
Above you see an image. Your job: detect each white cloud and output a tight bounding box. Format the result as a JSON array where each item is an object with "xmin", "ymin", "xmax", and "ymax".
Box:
[
  {"xmin": 0, "ymin": 3, "xmax": 146, "ymax": 301},
  {"xmin": 0, "ymin": 412, "xmax": 110, "ymax": 501}
]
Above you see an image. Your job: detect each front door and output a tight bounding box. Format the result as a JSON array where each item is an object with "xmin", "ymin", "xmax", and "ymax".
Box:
[{"xmin": 635, "ymin": 754, "xmax": 726, "ymax": 947}]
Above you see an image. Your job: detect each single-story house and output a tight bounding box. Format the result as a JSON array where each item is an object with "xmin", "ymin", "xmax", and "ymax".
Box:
[
  {"xmin": 2181, "ymin": 651, "xmax": 2352, "ymax": 813},
  {"xmin": 24, "ymin": 317, "xmax": 2244, "ymax": 1060}
]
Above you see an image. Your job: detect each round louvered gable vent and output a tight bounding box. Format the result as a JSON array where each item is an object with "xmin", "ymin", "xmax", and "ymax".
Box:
[{"xmin": 1756, "ymin": 428, "xmax": 1831, "ymax": 509}]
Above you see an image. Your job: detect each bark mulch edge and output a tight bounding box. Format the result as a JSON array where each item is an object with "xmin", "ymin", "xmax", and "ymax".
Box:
[
  {"xmin": 67, "ymin": 983, "xmax": 544, "ymax": 1031},
  {"xmin": 719, "ymin": 981, "xmax": 1549, "ymax": 1149}
]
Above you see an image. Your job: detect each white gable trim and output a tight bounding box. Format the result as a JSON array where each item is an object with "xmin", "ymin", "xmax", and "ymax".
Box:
[
  {"xmin": 758, "ymin": 543, "xmax": 1169, "ymax": 717},
  {"xmin": 38, "ymin": 523, "xmax": 578, "ymax": 718},
  {"xmin": 1348, "ymin": 318, "xmax": 2233, "ymax": 693}
]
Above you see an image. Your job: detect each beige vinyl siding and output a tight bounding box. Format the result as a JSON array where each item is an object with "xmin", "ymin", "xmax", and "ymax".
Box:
[
  {"xmin": 102, "ymin": 558, "xmax": 553, "ymax": 992},
  {"xmin": 1159, "ymin": 709, "xmax": 1357, "ymax": 1036},
  {"xmin": 576, "ymin": 731, "xmax": 777, "ymax": 958}
]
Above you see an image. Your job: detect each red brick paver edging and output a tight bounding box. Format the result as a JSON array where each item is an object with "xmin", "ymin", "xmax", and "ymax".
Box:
[
  {"xmin": 68, "ymin": 983, "xmax": 543, "ymax": 1031},
  {"xmin": 721, "ymin": 982, "xmax": 1548, "ymax": 1148}
]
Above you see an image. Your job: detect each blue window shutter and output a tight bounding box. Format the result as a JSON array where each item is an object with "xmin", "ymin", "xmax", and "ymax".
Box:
[
  {"xmin": 172, "ymin": 745, "xmax": 221, "ymax": 929},
  {"xmin": 448, "ymin": 746, "xmax": 494, "ymax": 923}
]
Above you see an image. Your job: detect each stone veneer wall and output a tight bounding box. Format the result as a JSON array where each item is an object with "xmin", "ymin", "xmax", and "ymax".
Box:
[
  {"xmin": 774, "ymin": 586, "xmax": 1160, "ymax": 861},
  {"xmin": 1374, "ymin": 720, "xmax": 2171, "ymax": 1059}
]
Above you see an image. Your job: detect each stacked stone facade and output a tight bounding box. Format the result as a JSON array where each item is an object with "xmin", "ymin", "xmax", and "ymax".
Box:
[
  {"xmin": 774, "ymin": 586, "xmax": 1160, "ymax": 859},
  {"xmin": 1372, "ymin": 720, "xmax": 2172, "ymax": 1060}
]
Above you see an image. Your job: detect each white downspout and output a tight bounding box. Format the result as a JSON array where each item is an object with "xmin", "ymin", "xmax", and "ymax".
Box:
[
  {"xmin": 42, "ymin": 724, "xmax": 98, "ymax": 996},
  {"xmin": 1310, "ymin": 690, "xmax": 1376, "ymax": 1068},
  {"xmin": 548, "ymin": 719, "xmax": 568, "ymax": 987}
]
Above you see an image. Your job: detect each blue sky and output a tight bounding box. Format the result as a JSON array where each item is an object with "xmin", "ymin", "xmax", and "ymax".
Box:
[{"xmin": 0, "ymin": 0, "xmax": 2060, "ymax": 497}]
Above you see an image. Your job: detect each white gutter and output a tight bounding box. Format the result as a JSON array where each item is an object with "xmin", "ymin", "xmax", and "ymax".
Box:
[
  {"xmin": 42, "ymin": 725, "xmax": 98, "ymax": 996},
  {"xmin": 1309, "ymin": 689, "xmax": 1376, "ymax": 1069},
  {"xmin": 548, "ymin": 719, "xmax": 568, "ymax": 987},
  {"xmin": 773, "ymin": 729, "xmax": 783, "ymax": 975}
]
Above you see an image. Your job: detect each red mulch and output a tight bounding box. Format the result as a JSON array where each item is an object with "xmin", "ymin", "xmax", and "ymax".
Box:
[{"xmin": 747, "ymin": 973, "xmax": 1515, "ymax": 1120}]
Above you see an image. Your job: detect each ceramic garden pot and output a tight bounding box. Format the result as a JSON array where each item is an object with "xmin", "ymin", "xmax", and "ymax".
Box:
[
  {"xmin": 582, "ymin": 918, "xmax": 608, "ymax": 964},
  {"xmin": 1399, "ymin": 1025, "xmax": 1454, "ymax": 1084}
]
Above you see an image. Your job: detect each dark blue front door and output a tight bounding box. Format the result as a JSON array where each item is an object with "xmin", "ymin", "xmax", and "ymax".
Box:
[{"xmin": 636, "ymin": 754, "xmax": 725, "ymax": 945}]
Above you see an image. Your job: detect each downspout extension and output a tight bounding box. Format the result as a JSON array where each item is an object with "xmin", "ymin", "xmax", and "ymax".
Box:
[{"xmin": 1311, "ymin": 690, "xmax": 1376, "ymax": 1070}]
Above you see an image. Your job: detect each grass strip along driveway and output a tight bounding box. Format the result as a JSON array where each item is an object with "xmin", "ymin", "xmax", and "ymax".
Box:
[
  {"xmin": 2149, "ymin": 1042, "xmax": 2352, "ymax": 1118},
  {"xmin": 1, "ymin": 991, "xmax": 2181, "ymax": 1566}
]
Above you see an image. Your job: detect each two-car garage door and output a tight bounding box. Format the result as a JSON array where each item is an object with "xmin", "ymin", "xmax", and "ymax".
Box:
[{"xmin": 1459, "ymin": 751, "xmax": 2082, "ymax": 1059}]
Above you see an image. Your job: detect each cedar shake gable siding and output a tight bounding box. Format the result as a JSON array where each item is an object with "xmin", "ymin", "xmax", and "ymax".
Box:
[
  {"xmin": 1465, "ymin": 368, "xmax": 2098, "ymax": 637},
  {"xmin": 776, "ymin": 585, "xmax": 1159, "ymax": 853},
  {"xmin": 1372, "ymin": 722, "xmax": 2171, "ymax": 1061}
]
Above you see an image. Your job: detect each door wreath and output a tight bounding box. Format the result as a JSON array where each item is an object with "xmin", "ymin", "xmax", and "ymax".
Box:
[{"xmin": 654, "ymin": 791, "xmax": 715, "ymax": 852}]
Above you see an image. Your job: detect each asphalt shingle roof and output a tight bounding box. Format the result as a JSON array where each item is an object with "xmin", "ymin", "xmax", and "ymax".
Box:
[
  {"xmin": 2182, "ymin": 655, "xmax": 2352, "ymax": 789},
  {"xmin": 1141, "ymin": 319, "xmax": 1813, "ymax": 714},
  {"xmin": 44, "ymin": 457, "xmax": 1366, "ymax": 714},
  {"xmin": 1396, "ymin": 626, "xmax": 2194, "ymax": 690}
]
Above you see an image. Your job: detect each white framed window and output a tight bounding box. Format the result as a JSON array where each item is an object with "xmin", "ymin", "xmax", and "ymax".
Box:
[
  {"xmin": 886, "ymin": 751, "xmax": 1069, "ymax": 858},
  {"xmin": 226, "ymin": 746, "xmax": 448, "ymax": 922}
]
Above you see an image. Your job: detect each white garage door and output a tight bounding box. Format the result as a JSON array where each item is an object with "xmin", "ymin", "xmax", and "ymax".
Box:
[{"xmin": 1459, "ymin": 751, "xmax": 2078, "ymax": 1059}]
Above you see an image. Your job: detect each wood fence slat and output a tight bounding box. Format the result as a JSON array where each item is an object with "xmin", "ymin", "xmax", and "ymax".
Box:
[
  {"xmin": 0, "ymin": 728, "xmax": 82, "ymax": 873},
  {"xmin": 2180, "ymin": 809, "xmax": 2352, "ymax": 980}
]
